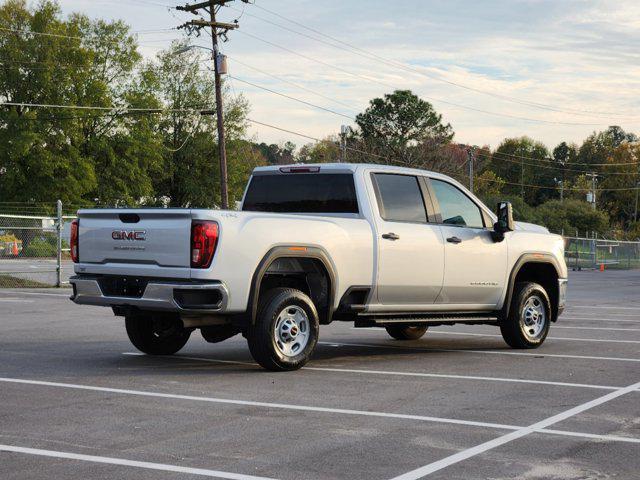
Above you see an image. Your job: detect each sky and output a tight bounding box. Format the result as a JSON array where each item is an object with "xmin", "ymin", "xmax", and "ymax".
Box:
[{"xmin": 56, "ymin": 0, "xmax": 640, "ymax": 151}]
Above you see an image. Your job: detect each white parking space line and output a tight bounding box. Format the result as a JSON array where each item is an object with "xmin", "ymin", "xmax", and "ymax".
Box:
[
  {"xmin": 0, "ymin": 291, "xmax": 69, "ymax": 298},
  {"xmin": 553, "ymin": 325, "xmax": 640, "ymax": 332},
  {"xmin": 2, "ymin": 376, "xmax": 638, "ymax": 448},
  {"xmin": 0, "ymin": 377, "xmax": 522, "ymax": 431},
  {"xmin": 561, "ymin": 317, "xmax": 640, "ymax": 324},
  {"xmin": 0, "ymin": 298, "xmax": 34, "ymax": 303},
  {"xmin": 320, "ymin": 341, "xmax": 640, "ymax": 363},
  {"xmin": 122, "ymin": 353, "xmax": 622, "ymax": 392},
  {"xmin": 352, "ymin": 328, "xmax": 640, "ymax": 344},
  {"xmin": 0, "ymin": 444, "xmax": 276, "ymax": 480},
  {"xmin": 427, "ymin": 330, "xmax": 640, "ymax": 344},
  {"xmin": 568, "ymin": 305, "xmax": 640, "ymax": 311},
  {"xmin": 389, "ymin": 380, "xmax": 640, "ymax": 479}
]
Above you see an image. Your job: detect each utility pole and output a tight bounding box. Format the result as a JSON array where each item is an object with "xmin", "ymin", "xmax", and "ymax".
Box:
[
  {"xmin": 340, "ymin": 125, "xmax": 349, "ymax": 163},
  {"xmin": 467, "ymin": 146, "xmax": 476, "ymax": 193},
  {"xmin": 457, "ymin": 144, "xmax": 476, "ymax": 193},
  {"xmin": 586, "ymin": 173, "xmax": 598, "ymax": 211},
  {"xmin": 176, "ymin": 0, "xmax": 241, "ymax": 209}
]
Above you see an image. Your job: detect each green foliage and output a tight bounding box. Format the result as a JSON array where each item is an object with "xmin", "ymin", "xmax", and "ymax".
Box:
[
  {"xmin": 481, "ymin": 194, "xmax": 537, "ymax": 223},
  {"xmin": 353, "ymin": 89, "xmax": 453, "ymax": 163},
  {"xmin": 532, "ymin": 200, "xmax": 609, "ymax": 236},
  {"xmin": 488, "ymin": 137, "xmax": 553, "ymax": 206}
]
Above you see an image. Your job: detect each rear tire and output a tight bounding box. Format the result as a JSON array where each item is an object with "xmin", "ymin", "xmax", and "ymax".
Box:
[
  {"xmin": 500, "ymin": 282, "xmax": 551, "ymax": 349},
  {"xmin": 247, "ymin": 288, "xmax": 319, "ymax": 371},
  {"xmin": 385, "ymin": 325, "xmax": 428, "ymax": 340},
  {"xmin": 125, "ymin": 312, "xmax": 191, "ymax": 355}
]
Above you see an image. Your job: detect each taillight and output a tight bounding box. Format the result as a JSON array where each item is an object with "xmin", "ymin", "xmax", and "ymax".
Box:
[
  {"xmin": 191, "ymin": 221, "xmax": 218, "ymax": 269},
  {"xmin": 70, "ymin": 219, "xmax": 79, "ymax": 263}
]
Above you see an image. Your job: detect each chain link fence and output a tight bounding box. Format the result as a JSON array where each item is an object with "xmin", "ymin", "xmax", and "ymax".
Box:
[
  {"xmin": 564, "ymin": 236, "xmax": 640, "ymax": 270},
  {"xmin": 0, "ymin": 201, "xmax": 76, "ymax": 288},
  {"xmin": 2, "ymin": 202, "xmax": 640, "ymax": 288}
]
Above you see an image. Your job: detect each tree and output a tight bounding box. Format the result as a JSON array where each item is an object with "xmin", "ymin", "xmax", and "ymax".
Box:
[
  {"xmin": 552, "ymin": 142, "xmax": 578, "ymax": 200},
  {"xmin": 577, "ymin": 126, "xmax": 637, "ymax": 167},
  {"xmin": 532, "ymin": 199, "xmax": 609, "ymax": 236},
  {"xmin": 353, "ymin": 90, "xmax": 453, "ymax": 164},
  {"xmin": 297, "ymin": 137, "xmax": 340, "ymax": 163},
  {"xmin": 488, "ymin": 137, "xmax": 552, "ymax": 206}
]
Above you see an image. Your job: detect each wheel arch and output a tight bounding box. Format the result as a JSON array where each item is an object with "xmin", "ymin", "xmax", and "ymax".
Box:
[
  {"xmin": 247, "ymin": 246, "xmax": 337, "ymax": 325},
  {"xmin": 502, "ymin": 254, "xmax": 561, "ymax": 322}
]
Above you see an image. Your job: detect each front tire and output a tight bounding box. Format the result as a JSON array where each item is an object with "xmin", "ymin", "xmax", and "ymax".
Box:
[
  {"xmin": 247, "ymin": 288, "xmax": 319, "ymax": 371},
  {"xmin": 500, "ymin": 282, "xmax": 551, "ymax": 349},
  {"xmin": 125, "ymin": 312, "xmax": 191, "ymax": 355},
  {"xmin": 385, "ymin": 325, "xmax": 428, "ymax": 340}
]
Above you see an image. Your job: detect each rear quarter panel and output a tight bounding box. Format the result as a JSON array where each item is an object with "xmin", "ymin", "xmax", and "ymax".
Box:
[{"xmin": 190, "ymin": 210, "xmax": 375, "ymax": 312}]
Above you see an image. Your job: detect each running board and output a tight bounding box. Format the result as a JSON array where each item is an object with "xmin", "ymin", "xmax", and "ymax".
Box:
[{"xmin": 354, "ymin": 313, "xmax": 499, "ymax": 328}]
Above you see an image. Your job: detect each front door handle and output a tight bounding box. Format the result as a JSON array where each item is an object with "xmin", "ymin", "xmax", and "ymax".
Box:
[
  {"xmin": 382, "ymin": 232, "xmax": 400, "ymax": 241},
  {"xmin": 447, "ymin": 236, "xmax": 462, "ymax": 244}
]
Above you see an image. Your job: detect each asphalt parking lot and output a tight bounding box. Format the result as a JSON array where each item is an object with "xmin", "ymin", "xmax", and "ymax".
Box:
[{"xmin": 1, "ymin": 270, "xmax": 639, "ymax": 480}]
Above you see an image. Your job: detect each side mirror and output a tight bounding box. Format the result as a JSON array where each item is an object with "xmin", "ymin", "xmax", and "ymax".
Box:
[{"xmin": 492, "ymin": 201, "xmax": 514, "ymax": 242}]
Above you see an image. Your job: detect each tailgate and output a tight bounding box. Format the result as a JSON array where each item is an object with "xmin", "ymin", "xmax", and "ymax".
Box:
[{"xmin": 78, "ymin": 209, "xmax": 191, "ymax": 268}]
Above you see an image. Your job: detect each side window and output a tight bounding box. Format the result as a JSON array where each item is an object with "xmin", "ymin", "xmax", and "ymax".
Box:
[
  {"xmin": 430, "ymin": 179, "xmax": 484, "ymax": 228},
  {"xmin": 373, "ymin": 174, "xmax": 427, "ymax": 223}
]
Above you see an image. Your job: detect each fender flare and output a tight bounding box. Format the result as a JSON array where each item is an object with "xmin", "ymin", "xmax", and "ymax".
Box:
[
  {"xmin": 501, "ymin": 253, "xmax": 562, "ymax": 320},
  {"xmin": 247, "ymin": 246, "xmax": 338, "ymax": 325}
]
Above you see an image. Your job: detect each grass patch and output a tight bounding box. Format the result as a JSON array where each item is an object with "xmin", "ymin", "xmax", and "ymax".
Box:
[{"xmin": 0, "ymin": 275, "xmax": 53, "ymax": 288}]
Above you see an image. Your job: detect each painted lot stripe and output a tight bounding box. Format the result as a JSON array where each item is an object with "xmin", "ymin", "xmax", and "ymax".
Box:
[
  {"xmin": 553, "ymin": 325, "xmax": 640, "ymax": 332},
  {"xmin": 122, "ymin": 353, "xmax": 622, "ymax": 392},
  {"xmin": 319, "ymin": 341, "xmax": 640, "ymax": 363},
  {"xmin": 560, "ymin": 309, "xmax": 640, "ymax": 318},
  {"xmin": 428, "ymin": 330, "xmax": 640, "ymax": 344},
  {"xmin": 0, "ymin": 291, "xmax": 69, "ymax": 298},
  {"xmin": 567, "ymin": 305, "xmax": 640, "ymax": 311},
  {"xmin": 2, "ymin": 376, "xmax": 638, "ymax": 448},
  {"xmin": 0, "ymin": 298, "xmax": 34, "ymax": 303},
  {"xmin": 353, "ymin": 328, "xmax": 640, "ymax": 344},
  {"xmin": 0, "ymin": 377, "xmax": 520, "ymax": 431},
  {"xmin": 0, "ymin": 444, "xmax": 276, "ymax": 480},
  {"xmin": 390, "ymin": 380, "xmax": 640, "ymax": 479},
  {"xmin": 561, "ymin": 317, "xmax": 640, "ymax": 324}
]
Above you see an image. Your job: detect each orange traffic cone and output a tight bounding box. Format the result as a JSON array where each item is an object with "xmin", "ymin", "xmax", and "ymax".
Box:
[
  {"xmin": 12, "ymin": 241, "xmax": 18, "ymax": 256},
  {"xmin": 599, "ymin": 263, "xmax": 605, "ymax": 272}
]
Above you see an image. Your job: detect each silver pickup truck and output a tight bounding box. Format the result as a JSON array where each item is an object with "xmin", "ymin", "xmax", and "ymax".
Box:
[{"xmin": 70, "ymin": 163, "xmax": 567, "ymax": 371}]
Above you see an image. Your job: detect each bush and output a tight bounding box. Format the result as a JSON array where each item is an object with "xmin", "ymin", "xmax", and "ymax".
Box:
[
  {"xmin": 532, "ymin": 199, "xmax": 609, "ymax": 235},
  {"xmin": 481, "ymin": 194, "xmax": 537, "ymax": 223},
  {"xmin": 21, "ymin": 237, "xmax": 57, "ymax": 257}
]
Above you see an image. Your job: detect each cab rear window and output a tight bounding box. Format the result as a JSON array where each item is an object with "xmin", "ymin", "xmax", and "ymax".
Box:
[{"xmin": 242, "ymin": 173, "xmax": 359, "ymax": 214}]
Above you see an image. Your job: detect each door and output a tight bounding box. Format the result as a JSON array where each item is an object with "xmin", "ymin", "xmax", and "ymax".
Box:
[
  {"xmin": 371, "ymin": 173, "xmax": 445, "ymax": 305},
  {"xmin": 428, "ymin": 179, "xmax": 507, "ymax": 306}
]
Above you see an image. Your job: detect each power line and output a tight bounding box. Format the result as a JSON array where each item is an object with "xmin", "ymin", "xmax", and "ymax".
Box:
[
  {"xmin": 228, "ymin": 75, "xmax": 354, "ymax": 120},
  {"xmin": 243, "ymin": 3, "xmax": 639, "ymax": 120},
  {"xmin": 226, "ymin": 55, "xmax": 358, "ymax": 112},
  {"xmin": 244, "ymin": 118, "xmax": 640, "ymax": 192},
  {"xmin": 234, "ymin": 30, "xmax": 618, "ymax": 127},
  {"xmin": 0, "ymin": 26, "xmax": 177, "ymax": 43},
  {"xmin": 0, "ymin": 101, "xmax": 208, "ymax": 113}
]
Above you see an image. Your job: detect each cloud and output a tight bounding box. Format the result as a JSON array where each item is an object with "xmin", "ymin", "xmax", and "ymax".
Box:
[{"xmin": 58, "ymin": 0, "xmax": 640, "ymax": 149}]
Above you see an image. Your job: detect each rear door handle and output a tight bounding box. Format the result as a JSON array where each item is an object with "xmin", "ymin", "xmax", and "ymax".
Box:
[
  {"xmin": 447, "ymin": 236, "xmax": 462, "ymax": 244},
  {"xmin": 382, "ymin": 232, "xmax": 400, "ymax": 241}
]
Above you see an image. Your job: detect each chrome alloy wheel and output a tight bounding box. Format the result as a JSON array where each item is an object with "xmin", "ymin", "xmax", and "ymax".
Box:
[
  {"xmin": 521, "ymin": 295, "xmax": 547, "ymax": 341},
  {"xmin": 273, "ymin": 305, "xmax": 310, "ymax": 357}
]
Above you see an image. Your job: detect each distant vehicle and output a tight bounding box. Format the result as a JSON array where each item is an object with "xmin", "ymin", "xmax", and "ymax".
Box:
[{"xmin": 69, "ymin": 164, "xmax": 567, "ymax": 371}]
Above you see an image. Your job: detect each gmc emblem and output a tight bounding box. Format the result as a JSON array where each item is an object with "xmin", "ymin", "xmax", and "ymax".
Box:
[{"xmin": 112, "ymin": 230, "xmax": 146, "ymax": 241}]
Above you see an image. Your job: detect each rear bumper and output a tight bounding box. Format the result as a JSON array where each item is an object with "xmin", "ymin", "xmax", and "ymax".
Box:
[{"xmin": 69, "ymin": 275, "xmax": 229, "ymax": 313}]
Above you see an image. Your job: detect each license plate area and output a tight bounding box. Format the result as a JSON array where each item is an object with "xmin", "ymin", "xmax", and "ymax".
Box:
[{"xmin": 98, "ymin": 276, "xmax": 149, "ymax": 298}]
